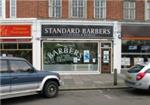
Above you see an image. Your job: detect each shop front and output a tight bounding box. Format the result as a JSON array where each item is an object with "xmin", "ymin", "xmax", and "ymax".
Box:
[
  {"xmin": 121, "ymin": 24, "xmax": 150, "ymax": 69},
  {"xmin": 0, "ymin": 24, "xmax": 32, "ymax": 63},
  {"xmin": 39, "ymin": 21, "xmax": 119, "ymax": 74}
]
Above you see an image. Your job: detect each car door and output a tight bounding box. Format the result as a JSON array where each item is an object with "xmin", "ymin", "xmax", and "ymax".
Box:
[
  {"xmin": 0, "ymin": 59, "xmax": 11, "ymax": 94},
  {"xmin": 9, "ymin": 59, "xmax": 40, "ymax": 92}
]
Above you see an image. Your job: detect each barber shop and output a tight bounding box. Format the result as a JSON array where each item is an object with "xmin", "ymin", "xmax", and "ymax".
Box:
[{"xmin": 36, "ymin": 20, "xmax": 121, "ymax": 74}]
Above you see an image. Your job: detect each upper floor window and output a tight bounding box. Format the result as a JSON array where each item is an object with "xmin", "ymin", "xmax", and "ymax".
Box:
[
  {"xmin": 10, "ymin": 0, "xmax": 16, "ymax": 18},
  {"xmin": 123, "ymin": 0, "xmax": 135, "ymax": 20},
  {"xmin": 147, "ymin": 1, "xmax": 150, "ymax": 20},
  {"xmin": 49, "ymin": 0, "xmax": 62, "ymax": 18},
  {"xmin": 70, "ymin": 0, "xmax": 87, "ymax": 18},
  {"xmin": 0, "ymin": 0, "xmax": 2, "ymax": 17},
  {"xmin": 94, "ymin": 0, "xmax": 106, "ymax": 19}
]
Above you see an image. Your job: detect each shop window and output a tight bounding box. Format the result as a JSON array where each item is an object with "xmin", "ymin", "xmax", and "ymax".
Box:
[
  {"xmin": 43, "ymin": 42, "xmax": 98, "ymax": 71},
  {"xmin": 3, "ymin": 43, "xmax": 17, "ymax": 49},
  {"xmin": 122, "ymin": 40, "xmax": 150, "ymax": 68},
  {"xmin": 18, "ymin": 43, "xmax": 32, "ymax": 49},
  {"xmin": 0, "ymin": 43, "xmax": 32, "ymax": 63}
]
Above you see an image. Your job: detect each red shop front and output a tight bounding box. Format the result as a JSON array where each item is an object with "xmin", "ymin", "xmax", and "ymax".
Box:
[{"xmin": 0, "ymin": 25, "xmax": 33, "ymax": 63}]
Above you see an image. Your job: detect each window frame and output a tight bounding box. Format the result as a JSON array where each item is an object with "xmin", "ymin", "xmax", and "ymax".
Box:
[
  {"xmin": 70, "ymin": 0, "xmax": 87, "ymax": 18},
  {"xmin": 0, "ymin": 0, "xmax": 2, "ymax": 17},
  {"xmin": 48, "ymin": 0, "xmax": 62, "ymax": 18},
  {"xmin": 94, "ymin": 0, "xmax": 106, "ymax": 19},
  {"xmin": 146, "ymin": 1, "xmax": 150, "ymax": 21},
  {"xmin": 123, "ymin": 0, "xmax": 136, "ymax": 20},
  {"xmin": 10, "ymin": 0, "xmax": 16, "ymax": 18}
]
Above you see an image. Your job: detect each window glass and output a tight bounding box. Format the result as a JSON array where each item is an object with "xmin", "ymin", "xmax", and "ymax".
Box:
[
  {"xmin": 71, "ymin": 0, "xmax": 86, "ymax": 18},
  {"xmin": 3, "ymin": 43, "xmax": 17, "ymax": 49},
  {"xmin": 128, "ymin": 64, "xmax": 144, "ymax": 73},
  {"xmin": 10, "ymin": 60, "xmax": 32, "ymax": 72},
  {"xmin": 18, "ymin": 43, "xmax": 32, "ymax": 49},
  {"xmin": 94, "ymin": 0, "xmax": 106, "ymax": 19},
  {"xmin": 146, "ymin": 69, "xmax": 150, "ymax": 73},
  {"xmin": 0, "ymin": 60, "xmax": 8, "ymax": 73},
  {"xmin": 148, "ymin": 1, "xmax": 150, "ymax": 20},
  {"xmin": 10, "ymin": 0, "xmax": 16, "ymax": 18},
  {"xmin": 122, "ymin": 40, "xmax": 150, "ymax": 68},
  {"xmin": 49, "ymin": 0, "xmax": 62, "ymax": 18},
  {"xmin": 43, "ymin": 42, "xmax": 98, "ymax": 71},
  {"xmin": 0, "ymin": 0, "xmax": 2, "ymax": 17},
  {"xmin": 123, "ymin": 1, "xmax": 135, "ymax": 20}
]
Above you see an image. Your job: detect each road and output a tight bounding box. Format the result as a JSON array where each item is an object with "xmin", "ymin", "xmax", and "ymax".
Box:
[{"xmin": 1, "ymin": 88, "xmax": 150, "ymax": 105}]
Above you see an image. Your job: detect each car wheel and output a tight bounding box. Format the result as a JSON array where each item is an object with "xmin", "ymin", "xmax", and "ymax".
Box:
[{"xmin": 43, "ymin": 81, "xmax": 59, "ymax": 98}]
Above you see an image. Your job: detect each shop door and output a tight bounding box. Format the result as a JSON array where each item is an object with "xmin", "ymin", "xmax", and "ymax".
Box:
[{"xmin": 101, "ymin": 43, "xmax": 112, "ymax": 73}]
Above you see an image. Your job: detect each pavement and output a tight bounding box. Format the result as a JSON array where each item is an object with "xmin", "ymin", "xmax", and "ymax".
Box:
[{"xmin": 59, "ymin": 73, "xmax": 127, "ymax": 90}]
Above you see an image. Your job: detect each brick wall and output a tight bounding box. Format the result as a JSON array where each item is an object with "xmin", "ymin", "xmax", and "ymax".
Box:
[
  {"xmin": 62, "ymin": 0, "xmax": 69, "ymax": 19},
  {"xmin": 6, "ymin": 0, "xmax": 10, "ymax": 18},
  {"xmin": 5, "ymin": 0, "xmax": 145, "ymax": 21},
  {"xmin": 87, "ymin": 0, "xmax": 94, "ymax": 19},
  {"xmin": 136, "ymin": 0, "xmax": 145, "ymax": 21},
  {"xmin": 107, "ymin": 0, "xmax": 123, "ymax": 20},
  {"xmin": 17, "ymin": 0, "xmax": 37, "ymax": 18}
]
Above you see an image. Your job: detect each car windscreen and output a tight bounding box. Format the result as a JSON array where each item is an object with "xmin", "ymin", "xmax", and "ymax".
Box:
[{"xmin": 128, "ymin": 64, "xmax": 144, "ymax": 73}]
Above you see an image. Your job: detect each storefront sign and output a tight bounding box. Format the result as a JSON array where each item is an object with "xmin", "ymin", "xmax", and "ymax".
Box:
[
  {"xmin": 0, "ymin": 25, "xmax": 31, "ymax": 37},
  {"xmin": 42, "ymin": 25, "xmax": 113, "ymax": 38}
]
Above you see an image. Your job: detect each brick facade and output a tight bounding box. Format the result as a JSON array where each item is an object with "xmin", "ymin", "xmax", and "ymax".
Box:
[
  {"xmin": 5, "ymin": 0, "xmax": 145, "ymax": 21},
  {"xmin": 107, "ymin": 0, "xmax": 123, "ymax": 20},
  {"xmin": 136, "ymin": 0, "xmax": 145, "ymax": 21}
]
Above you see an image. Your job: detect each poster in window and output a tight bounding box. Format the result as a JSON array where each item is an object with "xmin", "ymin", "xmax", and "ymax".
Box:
[
  {"xmin": 121, "ymin": 58, "xmax": 130, "ymax": 66},
  {"xmin": 134, "ymin": 58, "xmax": 144, "ymax": 64},
  {"xmin": 103, "ymin": 50, "xmax": 109, "ymax": 63},
  {"xmin": 83, "ymin": 50, "xmax": 90, "ymax": 63}
]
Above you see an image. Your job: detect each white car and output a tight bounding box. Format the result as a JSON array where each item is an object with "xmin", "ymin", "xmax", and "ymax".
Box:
[{"xmin": 124, "ymin": 63, "xmax": 150, "ymax": 90}]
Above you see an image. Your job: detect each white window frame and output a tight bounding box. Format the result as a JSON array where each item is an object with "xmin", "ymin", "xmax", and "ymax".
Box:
[
  {"xmin": 146, "ymin": 1, "xmax": 150, "ymax": 20},
  {"xmin": 10, "ymin": 0, "xmax": 16, "ymax": 18},
  {"xmin": 70, "ymin": 0, "xmax": 87, "ymax": 18},
  {"xmin": 0, "ymin": 0, "xmax": 2, "ymax": 18},
  {"xmin": 48, "ymin": 0, "xmax": 62, "ymax": 18},
  {"xmin": 123, "ymin": 1, "xmax": 136, "ymax": 20},
  {"xmin": 0, "ymin": 0, "xmax": 6, "ymax": 18},
  {"xmin": 94, "ymin": 0, "xmax": 106, "ymax": 19}
]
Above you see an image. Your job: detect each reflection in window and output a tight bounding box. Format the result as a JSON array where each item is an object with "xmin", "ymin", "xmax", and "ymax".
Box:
[
  {"xmin": 0, "ymin": 60, "xmax": 8, "ymax": 73},
  {"xmin": 10, "ymin": 60, "xmax": 32, "ymax": 72}
]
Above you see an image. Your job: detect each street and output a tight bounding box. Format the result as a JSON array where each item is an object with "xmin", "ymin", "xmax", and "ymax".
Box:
[{"xmin": 1, "ymin": 88, "xmax": 150, "ymax": 105}]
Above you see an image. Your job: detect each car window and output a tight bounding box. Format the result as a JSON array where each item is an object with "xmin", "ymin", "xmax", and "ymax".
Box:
[
  {"xmin": 146, "ymin": 69, "xmax": 150, "ymax": 73},
  {"xmin": 0, "ymin": 60, "xmax": 8, "ymax": 73},
  {"xmin": 9, "ymin": 60, "xmax": 33, "ymax": 73},
  {"xmin": 128, "ymin": 64, "xmax": 144, "ymax": 73}
]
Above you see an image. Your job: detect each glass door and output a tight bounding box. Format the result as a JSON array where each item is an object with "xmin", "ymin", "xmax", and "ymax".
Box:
[{"xmin": 100, "ymin": 42, "xmax": 112, "ymax": 73}]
